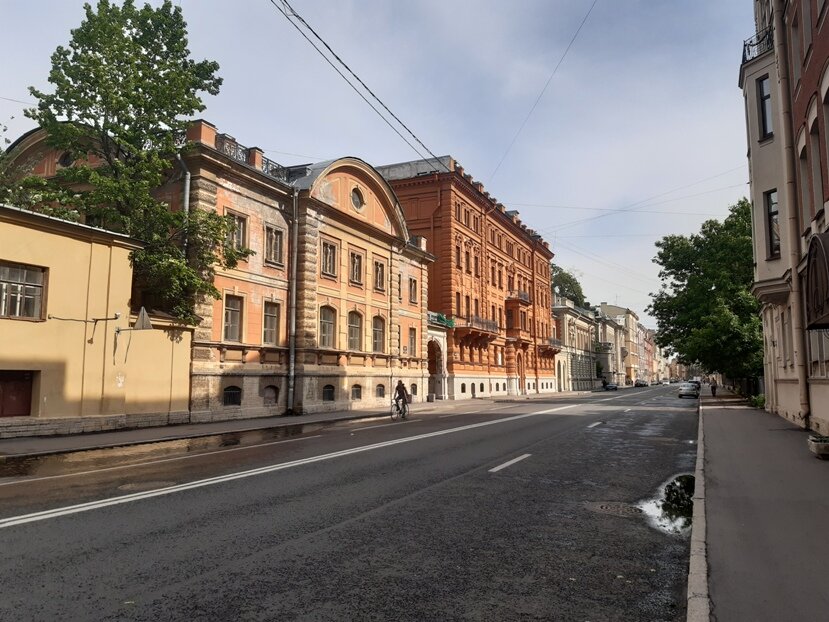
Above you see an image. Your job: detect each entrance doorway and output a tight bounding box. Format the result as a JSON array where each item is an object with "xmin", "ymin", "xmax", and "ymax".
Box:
[
  {"xmin": 0, "ymin": 371, "xmax": 33, "ymax": 417},
  {"xmin": 427, "ymin": 340, "xmax": 443, "ymax": 399}
]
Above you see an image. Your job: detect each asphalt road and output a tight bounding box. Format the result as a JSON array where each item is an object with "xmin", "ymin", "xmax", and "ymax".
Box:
[{"xmin": 0, "ymin": 386, "xmax": 698, "ymax": 621}]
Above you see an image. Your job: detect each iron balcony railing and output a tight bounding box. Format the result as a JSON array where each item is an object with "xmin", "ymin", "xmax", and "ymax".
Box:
[
  {"xmin": 214, "ymin": 134, "xmax": 289, "ymax": 182},
  {"xmin": 459, "ymin": 314, "xmax": 498, "ymax": 333},
  {"xmin": 546, "ymin": 337, "xmax": 562, "ymax": 348},
  {"xmin": 742, "ymin": 25, "xmax": 773, "ymax": 64},
  {"xmin": 595, "ymin": 341, "xmax": 613, "ymax": 352},
  {"xmin": 507, "ymin": 290, "xmax": 531, "ymax": 303}
]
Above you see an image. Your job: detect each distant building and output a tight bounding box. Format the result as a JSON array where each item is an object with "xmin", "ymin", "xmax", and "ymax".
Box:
[
  {"xmin": 595, "ymin": 310, "xmax": 626, "ymax": 385},
  {"xmin": 599, "ymin": 303, "xmax": 640, "ymax": 384},
  {"xmin": 553, "ymin": 296, "xmax": 599, "ymax": 391},
  {"xmin": 377, "ymin": 157, "xmax": 559, "ymax": 398}
]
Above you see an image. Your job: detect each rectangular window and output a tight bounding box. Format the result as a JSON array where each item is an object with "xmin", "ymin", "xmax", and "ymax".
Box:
[
  {"xmin": 227, "ymin": 213, "xmax": 247, "ymax": 251},
  {"xmin": 765, "ymin": 189, "xmax": 780, "ymax": 257},
  {"xmin": 264, "ymin": 226, "xmax": 284, "ymax": 265},
  {"xmin": 799, "ymin": 146, "xmax": 812, "ymax": 228},
  {"xmin": 409, "ymin": 327, "xmax": 417, "ymax": 357},
  {"xmin": 263, "ymin": 301, "xmax": 280, "ymax": 345},
  {"xmin": 465, "ymin": 251, "xmax": 471, "ymax": 273},
  {"xmin": 491, "ymin": 265, "xmax": 496, "ymax": 284},
  {"xmin": 474, "ymin": 255, "xmax": 479, "ymax": 277},
  {"xmin": 321, "ymin": 241, "xmax": 338, "ymax": 277},
  {"xmin": 349, "ymin": 252, "xmax": 363, "ymax": 285},
  {"xmin": 758, "ymin": 76, "xmax": 773, "ymax": 139},
  {"xmin": 498, "ymin": 269, "xmax": 503, "ymax": 289},
  {"xmin": 0, "ymin": 261, "xmax": 45, "ymax": 319},
  {"xmin": 373, "ymin": 260, "xmax": 386, "ymax": 291},
  {"xmin": 409, "ymin": 277, "xmax": 418, "ymax": 303},
  {"xmin": 455, "ymin": 246, "xmax": 462, "ymax": 268},
  {"xmin": 372, "ymin": 317, "xmax": 385, "ymax": 353},
  {"xmin": 455, "ymin": 203, "xmax": 461, "ymax": 220},
  {"xmin": 224, "ymin": 295, "xmax": 243, "ymax": 342}
]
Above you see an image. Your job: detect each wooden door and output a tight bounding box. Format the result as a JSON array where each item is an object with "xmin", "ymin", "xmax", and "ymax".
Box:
[{"xmin": 0, "ymin": 371, "xmax": 33, "ymax": 417}]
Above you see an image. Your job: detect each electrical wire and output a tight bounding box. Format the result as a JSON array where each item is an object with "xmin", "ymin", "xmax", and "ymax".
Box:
[
  {"xmin": 489, "ymin": 0, "xmax": 598, "ymax": 182},
  {"xmin": 268, "ymin": 0, "xmax": 451, "ymax": 173}
]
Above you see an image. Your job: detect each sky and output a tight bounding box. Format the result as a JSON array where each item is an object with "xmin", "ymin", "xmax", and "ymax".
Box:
[{"xmin": 0, "ymin": 0, "xmax": 755, "ymax": 327}]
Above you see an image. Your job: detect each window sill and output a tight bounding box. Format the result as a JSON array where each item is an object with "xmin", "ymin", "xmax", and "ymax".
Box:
[
  {"xmin": 1, "ymin": 315, "xmax": 47, "ymax": 322},
  {"xmin": 758, "ymin": 133, "xmax": 774, "ymax": 144},
  {"xmin": 349, "ymin": 280, "xmax": 364, "ymax": 287},
  {"xmin": 264, "ymin": 260, "xmax": 285, "ymax": 268},
  {"xmin": 766, "ymin": 253, "xmax": 782, "ymax": 261},
  {"xmin": 373, "ymin": 287, "xmax": 386, "ymax": 294},
  {"xmin": 321, "ymin": 272, "xmax": 338, "ymax": 282}
]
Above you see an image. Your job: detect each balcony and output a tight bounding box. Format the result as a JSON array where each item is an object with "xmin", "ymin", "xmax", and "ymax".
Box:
[
  {"xmin": 595, "ymin": 341, "xmax": 613, "ymax": 353},
  {"xmin": 506, "ymin": 290, "xmax": 532, "ymax": 304},
  {"xmin": 539, "ymin": 337, "xmax": 562, "ymax": 353},
  {"xmin": 742, "ymin": 25, "xmax": 773, "ymax": 64},
  {"xmin": 506, "ymin": 326, "xmax": 532, "ymax": 342},
  {"xmin": 428, "ymin": 311, "xmax": 455, "ymax": 329},
  {"xmin": 454, "ymin": 315, "xmax": 499, "ymax": 343}
]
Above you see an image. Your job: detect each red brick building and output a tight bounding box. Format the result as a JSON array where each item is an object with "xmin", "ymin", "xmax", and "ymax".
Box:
[{"xmin": 377, "ymin": 157, "xmax": 559, "ymax": 398}]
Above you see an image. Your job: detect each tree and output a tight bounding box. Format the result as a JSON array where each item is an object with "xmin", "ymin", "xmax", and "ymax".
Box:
[
  {"xmin": 23, "ymin": 0, "xmax": 249, "ymax": 324},
  {"xmin": 550, "ymin": 262, "xmax": 586, "ymax": 307},
  {"xmin": 647, "ymin": 198, "xmax": 762, "ymax": 379}
]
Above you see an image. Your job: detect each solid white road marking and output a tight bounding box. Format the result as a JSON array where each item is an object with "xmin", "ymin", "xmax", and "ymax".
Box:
[
  {"xmin": 587, "ymin": 422, "xmax": 603, "ymax": 428},
  {"xmin": 439, "ymin": 412, "xmax": 474, "ymax": 418},
  {"xmin": 0, "ymin": 435, "xmax": 324, "ymax": 488},
  {"xmin": 0, "ymin": 405, "xmax": 577, "ymax": 529},
  {"xmin": 489, "ymin": 453, "xmax": 532, "ymax": 473}
]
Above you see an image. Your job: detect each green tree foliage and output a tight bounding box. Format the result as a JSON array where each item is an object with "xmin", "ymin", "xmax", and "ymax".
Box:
[
  {"xmin": 0, "ymin": 119, "xmax": 36, "ymax": 207},
  {"xmin": 550, "ymin": 262, "xmax": 586, "ymax": 307},
  {"xmin": 24, "ymin": 0, "xmax": 250, "ymax": 324},
  {"xmin": 647, "ymin": 198, "xmax": 762, "ymax": 378}
]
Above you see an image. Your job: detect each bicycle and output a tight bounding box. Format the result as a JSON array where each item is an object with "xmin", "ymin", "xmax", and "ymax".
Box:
[{"xmin": 390, "ymin": 397, "xmax": 409, "ymax": 421}]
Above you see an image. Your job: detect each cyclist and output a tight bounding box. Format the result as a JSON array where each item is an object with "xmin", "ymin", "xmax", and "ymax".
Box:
[{"xmin": 393, "ymin": 380, "xmax": 410, "ymax": 417}]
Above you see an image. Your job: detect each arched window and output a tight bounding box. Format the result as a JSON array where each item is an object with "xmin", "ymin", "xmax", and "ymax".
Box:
[
  {"xmin": 372, "ymin": 316, "xmax": 385, "ymax": 352},
  {"xmin": 480, "ymin": 382, "xmax": 484, "ymax": 393},
  {"xmin": 320, "ymin": 306, "xmax": 336, "ymax": 348},
  {"xmin": 411, "ymin": 383, "xmax": 417, "ymax": 396},
  {"xmin": 376, "ymin": 384, "xmax": 386, "ymax": 398},
  {"xmin": 347, "ymin": 311, "xmax": 363, "ymax": 351},
  {"xmin": 223, "ymin": 385, "xmax": 242, "ymax": 406},
  {"xmin": 461, "ymin": 383, "xmax": 466, "ymax": 394},
  {"xmin": 263, "ymin": 385, "xmax": 279, "ymax": 406},
  {"xmin": 322, "ymin": 384, "xmax": 335, "ymax": 401},
  {"xmin": 351, "ymin": 384, "xmax": 362, "ymax": 400}
]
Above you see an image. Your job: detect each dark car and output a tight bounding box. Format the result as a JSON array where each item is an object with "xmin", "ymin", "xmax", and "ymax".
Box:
[
  {"xmin": 605, "ymin": 382, "xmax": 618, "ymax": 391},
  {"xmin": 678, "ymin": 382, "xmax": 700, "ymax": 399},
  {"xmin": 634, "ymin": 379, "xmax": 648, "ymax": 387}
]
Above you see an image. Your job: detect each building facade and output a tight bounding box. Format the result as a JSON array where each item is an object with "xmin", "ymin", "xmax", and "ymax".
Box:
[
  {"xmin": 600, "ymin": 303, "xmax": 640, "ymax": 384},
  {"xmin": 0, "ymin": 205, "xmax": 192, "ymax": 437},
  {"xmin": 553, "ymin": 296, "xmax": 599, "ymax": 391},
  {"xmin": 595, "ymin": 311, "xmax": 626, "ymax": 385},
  {"xmin": 376, "ymin": 157, "xmax": 559, "ymax": 399},
  {"xmin": 740, "ymin": 0, "xmax": 829, "ymax": 433}
]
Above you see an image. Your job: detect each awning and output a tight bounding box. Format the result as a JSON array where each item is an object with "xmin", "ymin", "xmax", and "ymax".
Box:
[{"xmin": 805, "ymin": 231, "xmax": 829, "ymax": 329}]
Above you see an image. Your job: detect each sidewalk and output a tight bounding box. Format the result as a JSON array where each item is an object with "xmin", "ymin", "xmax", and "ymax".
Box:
[{"xmin": 698, "ymin": 390, "xmax": 829, "ymax": 621}]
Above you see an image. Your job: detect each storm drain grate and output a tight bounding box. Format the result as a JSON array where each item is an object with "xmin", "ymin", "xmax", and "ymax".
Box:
[{"xmin": 584, "ymin": 501, "xmax": 643, "ymax": 517}]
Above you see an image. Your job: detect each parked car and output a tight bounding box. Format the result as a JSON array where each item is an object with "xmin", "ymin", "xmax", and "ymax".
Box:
[
  {"xmin": 662, "ymin": 380, "xmax": 670, "ymax": 385},
  {"xmin": 634, "ymin": 379, "xmax": 648, "ymax": 387},
  {"xmin": 678, "ymin": 382, "xmax": 700, "ymax": 399},
  {"xmin": 605, "ymin": 382, "xmax": 618, "ymax": 391},
  {"xmin": 689, "ymin": 380, "xmax": 701, "ymax": 390}
]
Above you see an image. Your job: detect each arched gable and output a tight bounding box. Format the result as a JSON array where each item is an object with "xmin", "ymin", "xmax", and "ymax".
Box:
[
  {"xmin": 297, "ymin": 157, "xmax": 410, "ymax": 243},
  {"xmin": 5, "ymin": 126, "xmax": 67, "ymax": 180}
]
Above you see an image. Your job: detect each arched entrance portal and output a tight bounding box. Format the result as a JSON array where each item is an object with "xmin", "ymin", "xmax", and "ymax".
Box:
[{"xmin": 427, "ymin": 339, "xmax": 447, "ymax": 400}]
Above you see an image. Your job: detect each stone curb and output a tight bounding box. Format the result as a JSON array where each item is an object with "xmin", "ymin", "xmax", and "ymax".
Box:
[{"xmin": 686, "ymin": 398, "xmax": 710, "ymax": 621}]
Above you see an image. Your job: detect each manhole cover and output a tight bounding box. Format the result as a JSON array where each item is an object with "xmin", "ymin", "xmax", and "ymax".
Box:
[
  {"xmin": 584, "ymin": 501, "xmax": 643, "ymax": 517},
  {"xmin": 117, "ymin": 481, "xmax": 177, "ymax": 492}
]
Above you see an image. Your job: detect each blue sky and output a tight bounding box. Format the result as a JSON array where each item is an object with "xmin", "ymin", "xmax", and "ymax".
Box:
[{"xmin": 0, "ymin": 0, "xmax": 755, "ymax": 326}]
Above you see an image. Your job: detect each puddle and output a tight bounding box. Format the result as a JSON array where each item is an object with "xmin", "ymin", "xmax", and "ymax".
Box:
[{"xmin": 637, "ymin": 473, "xmax": 695, "ymax": 536}]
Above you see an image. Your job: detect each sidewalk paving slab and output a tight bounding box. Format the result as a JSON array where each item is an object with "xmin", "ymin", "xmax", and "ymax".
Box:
[{"xmin": 702, "ymin": 390, "xmax": 829, "ymax": 621}]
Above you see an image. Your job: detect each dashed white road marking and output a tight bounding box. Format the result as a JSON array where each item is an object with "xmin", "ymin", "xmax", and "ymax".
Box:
[
  {"xmin": 587, "ymin": 422, "xmax": 603, "ymax": 428},
  {"xmin": 353, "ymin": 419, "xmax": 421, "ymax": 431},
  {"xmin": 0, "ymin": 404, "xmax": 576, "ymax": 529},
  {"xmin": 489, "ymin": 453, "xmax": 532, "ymax": 473}
]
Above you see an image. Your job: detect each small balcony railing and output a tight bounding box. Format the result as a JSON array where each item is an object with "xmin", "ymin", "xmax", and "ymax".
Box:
[
  {"xmin": 214, "ymin": 134, "xmax": 288, "ymax": 182},
  {"xmin": 506, "ymin": 290, "xmax": 531, "ymax": 303},
  {"xmin": 543, "ymin": 337, "xmax": 562, "ymax": 349},
  {"xmin": 595, "ymin": 341, "xmax": 613, "ymax": 352},
  {"xmin": 459, "ymin": 315, "xmax": 498, "ymax": 333},
  {"xmin": 742, "ymin": 25, "xmax": 773, "ymax": 64}
]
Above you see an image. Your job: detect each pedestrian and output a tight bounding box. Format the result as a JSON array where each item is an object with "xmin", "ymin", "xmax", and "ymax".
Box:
[
  {"xmin": 711, "ymin": 379, "xmax": 718, "ymax": 397},
  {"xmin": 602, "ymin": 377, "xmax": 608, "ymax": 390}
]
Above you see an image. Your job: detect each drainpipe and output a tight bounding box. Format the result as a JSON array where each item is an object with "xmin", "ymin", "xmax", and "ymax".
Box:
[
  {"xmin": 287, "ymin": 188, "xmax": 299, "ymax": 415},
  {"xmin": 175, "ymin": 154, "xmax": 191, "ymax": 253},
  {"xmin": 773, "ymin": 0, "xmax": 811, "ymax": 427}
]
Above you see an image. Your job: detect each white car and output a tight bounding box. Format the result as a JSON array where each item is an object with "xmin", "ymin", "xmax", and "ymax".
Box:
[{"xmin": 662, "ymin": 380, "xmax": 669, "ymax": 385}]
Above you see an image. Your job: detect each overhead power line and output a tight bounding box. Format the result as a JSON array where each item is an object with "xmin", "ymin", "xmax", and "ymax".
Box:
[
  {"xmin": 267, "ymin": 0, "xmax": 450, "ymax": 172},
  {"xmin": 0, "ymin": 95, "xmax": 35, "ymax": 106},
  {"xmin": 489, "ymin": 0, "xmax": 599, "ymax": 182}
]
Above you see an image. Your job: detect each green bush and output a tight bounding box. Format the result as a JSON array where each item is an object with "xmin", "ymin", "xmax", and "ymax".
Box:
[{"xmin": 748, "ymin": 394, "xmax": 766, "ymax": 409}]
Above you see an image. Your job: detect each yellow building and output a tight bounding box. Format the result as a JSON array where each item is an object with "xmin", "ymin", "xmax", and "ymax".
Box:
[{"xmin": 0, "ymin": 205, "xmax": 192, "ymax": 437}]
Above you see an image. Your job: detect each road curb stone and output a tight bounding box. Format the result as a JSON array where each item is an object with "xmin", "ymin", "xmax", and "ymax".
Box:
[{"xmin": 686, "ymin": 398, "xmax": 710, "ymax": 621}]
